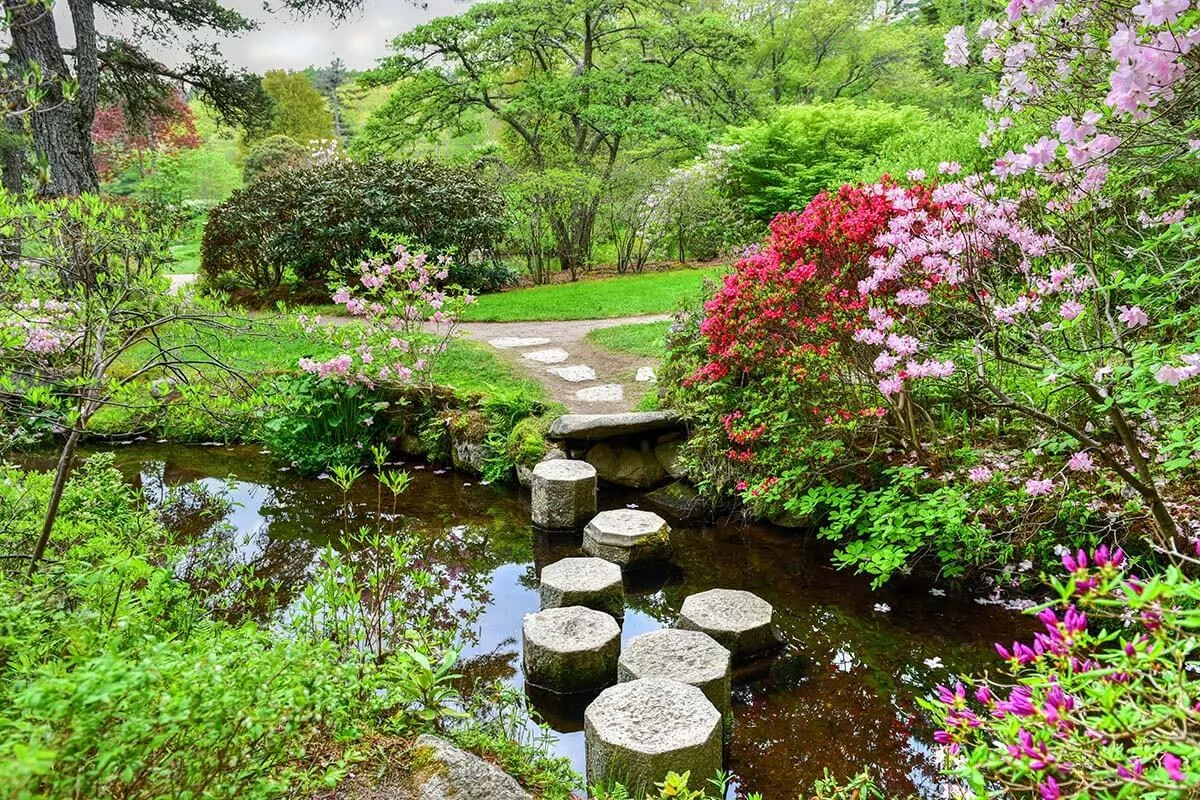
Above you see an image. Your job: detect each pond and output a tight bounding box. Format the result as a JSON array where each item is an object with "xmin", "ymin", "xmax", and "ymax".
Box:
[{"xmin": 32, "ymin": 443, "xmax": 1031, "ymax": 799}]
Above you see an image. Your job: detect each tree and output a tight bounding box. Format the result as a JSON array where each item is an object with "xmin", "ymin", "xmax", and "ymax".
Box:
[
  {"xmin": 92, "ymin": 88, "xmax": 203, "ymax": 181},
  {"xmin": 361, "ymin": 0, "xmax": 752, "ymax": 278},
  {"xmin": 258, "ymin": 70, "xmax": 334, "ymax": 145},
  {"xmin": 242, "ymin": 134, "xmax": 308, "ymax": 182},
  {"xmin": 311, "ymin": 58, "xmax": 350, "ymax": 140},
  {"xmin": 0, "ymin": 0, "xmax": 369, "ymax": 196}
]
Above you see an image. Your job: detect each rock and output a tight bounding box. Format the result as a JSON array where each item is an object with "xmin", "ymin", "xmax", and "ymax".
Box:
[
  {"xmin": 767, "ymin": 508, "xmax": 821, "ymax": 529},
  {"xmin": 576, "ymin": 384, "xmax": 625, "ymax": 403},
  {"xmin": 643, "ymin": 481, "xmax": 712, "ymax": 522},
  {"xmin": 635, "ymin": 366, "xmax": 657, "ymax": 383},
  {"xmin": 547, "ymin": 365, "xmax": 598, "ymax": 382},
  {"xmin": 522, "ymin": 606, "xmax": 621, "ymax": 693},
  {"xmin": 519, "ymin": 448, "xmax": 569, "ymax": 488},
  {"xmin": 586, "ymin": 441, "xmax": 668, "ymax": 489},
  {"xmin": 450, "ymin": 439, "xmax": 486, "ymax": 474},
  {"xmin": 399, "ymin": 433, "xmax": 427, "ymax": 456},
  {"xmin": 531, "ymin": 460, "xmax": 597, "ymax": 531},
  {"xmin": 540, "ymin": 557, "xmax": 625, "ymax": 618},
  {"xmin": 583, "ymin": 509, "xmax": 671, "ymax": 568},
  {"xmin": 584, "ymin": 678, "xmax": 723, "ymax": 793},
  {"xmin": 412, "ymin": 734, "xmax": 531, "ymax": 800},
  {"xmin": 654, "ymin": 440, "xmax": 685, "ymax": 479},
  {"xmin": 677, "ymin": 589, "xmax": 783, "ymax": 663},
  {"xmin": 523, "ymin": 348, "xmax": 569, "ymax": 364},
  {"xmin": 548, "ymin": 412, "xmax": 683, "ymax": 441},
  {"xmin": 618, "ymin": 629, "xmax": 732, "ymax": 717}
]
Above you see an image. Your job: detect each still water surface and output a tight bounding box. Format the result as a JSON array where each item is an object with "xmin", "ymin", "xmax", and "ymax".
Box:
[{"xmin": 37, "ymin": 443, "xmax": 1029, "ymax": 799}]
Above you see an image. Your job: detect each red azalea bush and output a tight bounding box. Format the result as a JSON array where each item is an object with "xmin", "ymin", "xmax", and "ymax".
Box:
[{"xmin": 666, "ymin": 181, "xmax": 951, "ymax": 502}]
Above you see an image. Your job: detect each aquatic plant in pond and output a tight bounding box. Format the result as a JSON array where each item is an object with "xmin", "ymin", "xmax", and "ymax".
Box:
[
  {"xmin": 931, "ymin": 545, "xmax": 1200, "ymax": 799},
  {"xmin": 297, "ymin": 242, "xmax": 475, "ymax": 387}
]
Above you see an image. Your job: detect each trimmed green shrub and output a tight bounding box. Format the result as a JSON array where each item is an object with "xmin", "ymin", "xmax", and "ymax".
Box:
[
  {"xmin": 242, "ymin": 133, "xmax": 308, "ymax": 182},
  {"xmin": 201, "ymin": 158, "xmax": 506, "ymax": 289}
]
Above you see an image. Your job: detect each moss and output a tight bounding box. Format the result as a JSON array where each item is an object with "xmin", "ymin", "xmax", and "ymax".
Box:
[{"xmin": 505, "ymin": 414, "xmax": 552, "ymax": 468}]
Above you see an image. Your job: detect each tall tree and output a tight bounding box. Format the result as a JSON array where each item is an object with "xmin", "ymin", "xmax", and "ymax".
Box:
[
  {"xmin": 361, "ymin": 0, "xmax": 751, "ymax": 276},
  {"xmin": 0, "ymin": 0, "xmax": 368, "ymax": 196},
  {"xmin": 258, "ymin": 69, "xmax": 334, "ymax": 145},
  {"xmin": 92, "ymin": 88, "xmax": 203, "ymax": 180},
  {"xmin": 312, "ymin": 57, "xmax": 350, "ymax": 139}
]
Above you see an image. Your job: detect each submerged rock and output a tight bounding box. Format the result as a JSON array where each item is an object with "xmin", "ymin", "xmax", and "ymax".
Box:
[
  {"xmin": 411, "ymin": 734, "xmax": 531, "ymax": 800},
  {"xmin": 585, "ymin": 440, "xmax": 668, "ymax": 488},
  {"xmin": 643, "ymin": 481, "xmax": 713, "ymax": 522}
]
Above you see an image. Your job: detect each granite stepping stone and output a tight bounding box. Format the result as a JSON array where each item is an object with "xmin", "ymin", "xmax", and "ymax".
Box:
[
  {"xmin": 541, "ymin": 556, "xmax": 625, "ymax": 618},
  {"xmin": 523, "ymin": 606, "xmax": 621, "ymax": 694},
  {"xmin": 489, "ymin": 337, "xmax": 551, "ymax": 348},
  {"xmin": 583, "ymin": 509, "xmax": 671, "ymax": 568},
  {"xmin": 531, "ymin": 459, "xmax": 597, "ymax": 531},
  {"xmin": 523, "ymin": 348, "xmax": 570, "ymax": 364},
  {"xmin": 584, "ymin": 677, "xmax": 723, "ymax": 793},
  {"xmin": 576, "ymin": 384, "xmax": 625, "ymax": 403},
  {"xmin": 676, "ymin": 588, "xmax": 783, "ymax": 663},
  {"xmin": 548, "ymin": 365, "xmax": 598, "ymax": 382},
  {"xmin": 618, "ymin": 629, "xmax": 732, "ymax": 717}
]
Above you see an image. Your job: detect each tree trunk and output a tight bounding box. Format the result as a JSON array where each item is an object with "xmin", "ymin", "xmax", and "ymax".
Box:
[
  {"xmin": 1, "ymin": 109, "xmax": 26, "ymax": 193},
  {"xmin": 7, "ymin": 1, "xmax": 99, "ymax": 196},
  {"xmin": 28, "ymin": 427, "xmax": 82, "ymax": 576}
]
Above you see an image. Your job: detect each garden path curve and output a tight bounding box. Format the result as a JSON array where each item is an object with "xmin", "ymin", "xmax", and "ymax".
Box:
[{"xmin": 458, "ymin": 315, "xmax": 669, "ymax": 414}]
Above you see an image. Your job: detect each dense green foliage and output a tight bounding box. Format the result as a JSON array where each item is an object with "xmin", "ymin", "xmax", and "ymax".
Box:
[
  {"xmin": 200, "ymin": 158, "xmax": 506, "ymax": 288},
  {"xmin": 242, "ymin": 133, "xmax": 309, "ymax": 182}
]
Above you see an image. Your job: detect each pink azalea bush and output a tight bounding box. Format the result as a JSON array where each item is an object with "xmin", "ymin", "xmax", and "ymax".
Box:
[
  {"xmin": 297, "ymin": 243, "xmax": 475, "ymax": 388},
  {"xmin": 931, "ymin": 545, "xmax": 1200, "ymax": 799}
]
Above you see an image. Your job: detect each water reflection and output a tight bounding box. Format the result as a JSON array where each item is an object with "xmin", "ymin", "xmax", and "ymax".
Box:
[{"xmin": 21, "ymin": 443, "xmax": 1030, "ymax": 800}]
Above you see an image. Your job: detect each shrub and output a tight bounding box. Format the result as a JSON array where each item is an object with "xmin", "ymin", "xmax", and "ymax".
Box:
[
  {"xmin": 721, "ymin": 101, "xmax": 980, "ymax": 221},
  {"xmin": 930, "ymin": 547, "xmax": 1200, "ymax": 799},
  {"xmin": 242, "ymin": 133, "xmax": 308, "ymax": 182},
  {"xmin": 201, "ymin": 158, "xmax": 506, "ymax": 290}
]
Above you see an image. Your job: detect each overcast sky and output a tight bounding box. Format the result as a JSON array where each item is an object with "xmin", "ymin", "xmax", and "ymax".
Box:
[{"xmin": 75, "ymin": 0, "xmax": 466, "ymax": 73}]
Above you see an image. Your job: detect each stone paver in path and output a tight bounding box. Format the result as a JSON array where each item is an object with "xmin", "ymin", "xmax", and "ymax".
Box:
[
  {"xmin": 524, "ymin": 348, "xmax": 570, "ymax": 364},
  {"xmin": 636, "ymin": 367, "xmax": 657, "ymax": 383},
  {"xmin": 489, "ymin": 336, "xmax": 551, "ymax": 348},
  {"xmin": 576, "ymin": 384, "xmax": 624, "ymax": 403},
  {"xmin": 549, "ymin": 365, "xmax": 598, "ymax": 382}
]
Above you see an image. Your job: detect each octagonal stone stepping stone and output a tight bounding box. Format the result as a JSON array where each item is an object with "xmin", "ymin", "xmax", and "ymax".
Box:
[
  {"xmin": 583, "ymin": 509, "xmax": 671, "ymax": 568},
  {"xmin": 548, "ymin": 364, "xmax": 598, "ymax": 382},
  {"xmin": 532, "ymin": 459, "xmax": 597, "ymax": 531},
  {"xmin": 576, "ymin": 384, "xmax": 624, "ymax": 403},
  {"xmin": 523, "ymin": 348, "xmax": 570, "ymax": 364},
  {"xmin": 618, "ymin": 629, "xmax": 732, "ymax": 717},
  {"xmin": 489, "ymin": 336, "xmax": 551, "ymax": 349},
  {"xmin": 677, "ymin": 588, "xmax": 783, "ymax": 663},
  {"xmin": 541, "ymin": 557, "xmax": 625, "ymax": 618},
  {"xmin": 523, "ymin": 606, "xmax": 621, "ymax": 694},
  {"xmin": 584, "ymin": 677, "xmax": 723, "ymax": 793}
]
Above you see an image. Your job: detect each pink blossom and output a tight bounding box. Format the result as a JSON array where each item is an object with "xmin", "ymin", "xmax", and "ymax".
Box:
[
  {"xmin": 1059, "ymin": 300, "xmax": 1084, "ymax": 320},
  {"xmin": 938, "ymin": 161, "xmax": 962, "ymax": 175},
  {"xmin": 906, "ymin": 168, "xmax": 927, "ymax": 181},
  {"xmin": 944, "ymin": 26, "xmax": 970, "ymax": 67},
  {"xmin": 1025, "ymin": 478, "xmax": 1055, "ymax": 496},
  {"xmin": 1067, "ymin": 451, "xmax": 1096, "ymax": 472},
  {"xmin": 1118, "ymin": 305, "xmax": 1149, "ymax": 328},
  {"xmin": 878, "ymin": 375, "xmax": 904, "ymax": 396},
  {"xmin": 1132, "ymin": 0, "xmax": 1189, "ymax": 25},
  {"xmin": 969, "ymin": 466, "xmax": 993, "ymax": 483}
]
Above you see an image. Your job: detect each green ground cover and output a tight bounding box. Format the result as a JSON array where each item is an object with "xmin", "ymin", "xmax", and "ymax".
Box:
[
  {"xmin": 585, "ymin": 320, "xmax": 671, "ymax": 357},
  {"xmin": 461, "ymin": 267, "xmax": 723, "ymax": 322}
]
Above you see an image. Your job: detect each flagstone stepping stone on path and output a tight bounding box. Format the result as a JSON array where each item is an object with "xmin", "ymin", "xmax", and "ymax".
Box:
[
  {"xmin": 549, "ymin": 365, "xmax": 598, "ymax": 382},
  {"xmin": 524, "ymin": 348, "xmax": 570, "ymax": 364},
  {"xmin": 489, "ymin": 336, "xmax": 551, "ymax": 348},
  {"xmin": 576, "ymin": 384, "xmax": 624, "ymax": 403}
]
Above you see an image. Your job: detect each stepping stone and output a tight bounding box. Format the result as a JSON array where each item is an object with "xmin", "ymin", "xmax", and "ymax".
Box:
[
  {"xmin": 584, "ymin": 677, "xmax": 722, "ymax": 793},
  {"xmin": 636, "ymin": 366, "xmax": 657, "ymax": 383},
  {"xmin": 523, "ymin": 348, "xmax": 570, "ymax": 364},
  {"xmin": 618, "ymin": 629, "xmax": 732, "ymax": 717},
  {"xmin": 583, "ymin": 509, "xmax": 671, "ymax": 568},
  {"xmin": 531, "ymin": 459, "xmax": 597, "ymax": 531},
  {"xmin": 523, "ymin": 606, "xmax": 621, "ymax": 694},
  {"xmin": 548, "ymin": 364, "xmax": 598, "ymax": 382},
  {"xmin": 548, "ymin": 411, "xmax": 683, "ymax": 440},
  {"xmin": 576, "ymin": 384, "xmax": 624, "ymax": 403},
  {"xmin": 677, "ymin": 588, "xmax": 783, "ymax": 663},
  {"xmin": 541, "ymin": 556, "xmax": 625, "ymax": 618},
  {"xmin": 489, "ymin": 337, "xmax": 551, "ymax": 349},
  {"xmin": 411, "ymin": 734, "xmax": 532, "ymax": 800}
]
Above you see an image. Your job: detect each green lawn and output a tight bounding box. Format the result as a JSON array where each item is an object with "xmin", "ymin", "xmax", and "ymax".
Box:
[
  {"xmin": 585, "ymin": 321, "xmax": 671, "ymax": 357},
  {"xmin": 462, "ymin": 266, "xmax": 724, "ymax": 322}
]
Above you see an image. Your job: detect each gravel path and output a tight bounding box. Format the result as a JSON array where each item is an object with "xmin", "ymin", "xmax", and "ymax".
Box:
[{"xmin": 459, "ymin": 315, "xmax": 669, "ymax": 414}]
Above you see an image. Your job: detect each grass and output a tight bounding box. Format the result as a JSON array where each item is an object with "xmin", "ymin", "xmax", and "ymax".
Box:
[
  {"xmin": 461, "ymin": 266, "xmax": 724, "ymax": 322},
  {"xmin": 167, "ymin": 239, "xmax": 201, "ymax": 274},
  {"xmin": 585, "ymin": 321, "xmax": 671, "ymax": 358}
]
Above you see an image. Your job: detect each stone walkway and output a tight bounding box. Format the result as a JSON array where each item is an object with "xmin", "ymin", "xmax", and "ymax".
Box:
[{"xmin": 459, "ymin": 315, "xmax": 668, "ymax": 414}]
